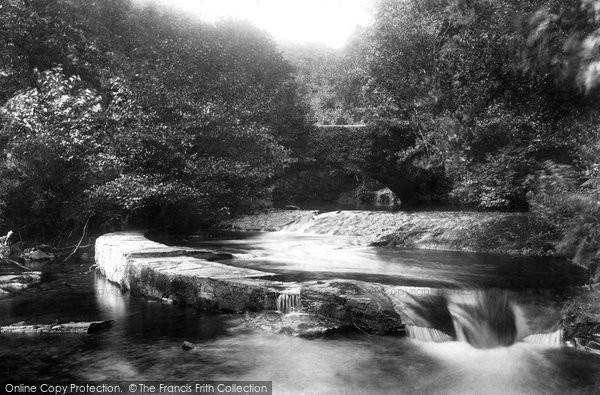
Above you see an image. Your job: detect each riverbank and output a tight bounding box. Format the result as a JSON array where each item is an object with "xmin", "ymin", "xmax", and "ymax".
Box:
[
  {"xmin": 561, "ymin": 284, "xmax": 600, "ymax": 354},
  {"xmin": 221, "ymin": 209, "xmax": 558, "ymax": 256}
]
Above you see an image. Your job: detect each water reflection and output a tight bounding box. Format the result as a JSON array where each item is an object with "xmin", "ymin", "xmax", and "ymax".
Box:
[{"xmin": 94, "ymin": 275, "xmax": 127, "ymax": 318}]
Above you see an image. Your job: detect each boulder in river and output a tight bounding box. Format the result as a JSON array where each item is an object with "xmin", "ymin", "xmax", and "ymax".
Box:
[
  {"xmin": 181, "ymin": 341, "xmax": 196, "ymax": 350},
  {"xmin": 243, "ymin": 311, "xmax": 345, "ymax": 337},
  {"xmin": 300, "ymin": 280, "xmax": 405, "ymax": 335},
  {"xmin": 27, "ymin": 249, "xmax": 54, "ymax": 260}
]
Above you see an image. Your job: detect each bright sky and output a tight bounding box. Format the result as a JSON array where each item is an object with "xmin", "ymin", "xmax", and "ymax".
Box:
[{"xmin": 146, "ymin": 0, "xmax": 372, "ymax": 48}]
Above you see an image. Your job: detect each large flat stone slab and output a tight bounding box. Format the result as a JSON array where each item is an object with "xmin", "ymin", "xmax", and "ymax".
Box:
[
  {"xmin": 94, "ymin": 232, "xmax": 405, "ymax": 333},
  {"xmin": 0, "ymin": 272, "xmax": 42, "ymax": 293},
  {"xmin": 96, "ymin": 232, "xmax": 278, "ymax": 312}
]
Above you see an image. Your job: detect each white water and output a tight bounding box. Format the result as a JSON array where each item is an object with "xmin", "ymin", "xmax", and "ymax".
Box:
[
  {"xmin": 522, "ymin": 329, "xmax": 563, "ymax": 346},
  {"xmin": 405, "ymin": 325, "xmax": 564, "ymax": 347},
  {"xmin": 402, "ymin": 291, "xmax": 565, "ymax": 348},
  {"xmin": 276, "ymin": 293, "xmax": 302, "ymax": 314},
  {"xmin": 405, "ymin": 325, "xmax": 453, "ymax": 342},
  {"xmin": 279, "ymin": 210, "xmax": 395, "ymax": 236}
]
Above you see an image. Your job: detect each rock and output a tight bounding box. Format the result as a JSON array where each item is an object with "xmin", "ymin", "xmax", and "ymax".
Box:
[
  {"xmin": 28, "ymin": 249, "xmax": 54, "ymax": 260},
  {"xmin": 36, "ymin": 244, "xmax": 54, "ymax": 253},
  {"xmin": 243, "ymin": 311, "xmax": 344, "ymax": 338},
  {"xmin": 0, "ymin": 272, "xmax": 42, "ymax": 292},
  {"xmin": 181, "ymin": 341, "xmax": 196, "ymax": 350},
  {"xmin": 374, "ymin": 187, "xmax": 399, "ymax": 206},
  {"xmin": 301, "ymin": 281, "xmax": 404, "ymax": 334}
]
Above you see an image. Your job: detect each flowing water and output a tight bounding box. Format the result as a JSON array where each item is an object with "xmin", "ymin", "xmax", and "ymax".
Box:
[
  {"xmin": 276, "ymin": 293, "xmax": 302, "ymax": 314},
  {"xmin": 1, "ymin": 213, "xmax": 600, "ymax": 393},
  {"xmin": 173, "ymin": 230, "xmax": 584, "ymax": 289}
]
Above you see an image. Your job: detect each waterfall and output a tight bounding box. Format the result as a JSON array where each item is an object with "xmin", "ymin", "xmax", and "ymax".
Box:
[
  {"xmin": 276, "ymin": 293, "xmax": 302, "ymax": 314},
  {"xmin": 522, "ymin": 329, "xmax": 563, "ymax": 346},
  {"xmin": 402, "ymin": 289, "xmax": 564, "ymax": 348},
  {"xmin": 405, "ymin": 325, "xmax": 453, "ymax": 342},
  {"xmin": 447, "ymin": 290, "xmax": 517, "ymax": 348}
]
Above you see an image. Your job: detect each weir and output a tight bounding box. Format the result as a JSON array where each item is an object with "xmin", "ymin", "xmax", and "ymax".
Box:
[{"xmin": 95, "ymin": 232, "xmax": 577, "ymax": 345}]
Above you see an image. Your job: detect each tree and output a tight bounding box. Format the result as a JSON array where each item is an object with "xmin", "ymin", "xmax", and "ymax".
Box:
[
  {"xmin": 0, "ymin": 0, "xmax": 307, "ymax": 237},
  {"xmin": 0, "ymin": 68, "xmax": 114, "ymax": 235},
  {"xmin": 367, "ymin": 0, "xmax": 600, "ymax": 208}
]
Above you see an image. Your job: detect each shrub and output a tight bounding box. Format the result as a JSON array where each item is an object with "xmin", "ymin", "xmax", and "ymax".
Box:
[{"xmin": 528, "ymin": 161, "xmax": 600, "ymax": 278}]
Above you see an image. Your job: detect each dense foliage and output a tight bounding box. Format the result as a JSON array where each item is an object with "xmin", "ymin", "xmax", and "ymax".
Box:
[
  {"xmin": 366, "ymin": 0, "xmax": 600, "ymax": 209},
  {"xmin": 0, "ymin": 0, "xmax": 306, "ymax": 236},
  {"xmin": 281, "ymin": 0, "xmax": 600, "ymax": 210},
  {"xmin": 527, "ymin": 161, "xmax": 600, "ymax": 277}
]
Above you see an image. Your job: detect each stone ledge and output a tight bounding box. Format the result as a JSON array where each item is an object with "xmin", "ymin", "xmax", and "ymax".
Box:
[
  {"xmin": 94, "ymin": 231, "xmax": 404, "ymax": 334},
  {"xmin": 95, "ymin": 232, "xmax": 277, "ymax": 313}
]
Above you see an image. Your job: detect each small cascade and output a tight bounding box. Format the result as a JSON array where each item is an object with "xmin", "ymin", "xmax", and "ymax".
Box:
[
  {"xmin": 276, "ymin": 293, "xmax": 302, "ymax": 314},
  {"xmin": 402, "ymin": 290, "xmax": 564, "ymax": 349},
  {"xmin": 447, "ymin": 290, "xmax": 517, "ymax": 348},
  {"xmin": 405, "ymin": 325, "xmax": 453, "ymax": 342},
  {"xmin": 522, "ymin": 329, "xmax": 563, "ymax": 346}
]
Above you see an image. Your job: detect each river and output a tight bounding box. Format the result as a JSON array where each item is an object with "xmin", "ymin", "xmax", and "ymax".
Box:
[{"xmin": 1, "ymin": 219, "xmax": 599, "ymax": 394}]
